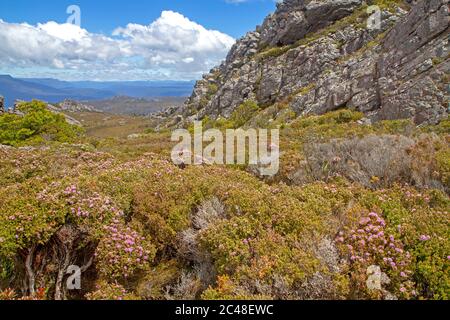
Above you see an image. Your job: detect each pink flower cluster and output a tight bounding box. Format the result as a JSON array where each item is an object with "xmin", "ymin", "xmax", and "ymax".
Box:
[
  {"xmin": 404, "ymin": 190, "xmax": 431, "ymax": 203},
  {"xmin": 63, "ymin": 185, "xmax": 123, "ymax": 222},
  {"xmin": 64, "ymin": 185, "xmax": 78, "ymax": 195},
  {"xmin": 336, "ymin": 212, "xmax": 414, "ymax": 296},
  {"xmin": 95, "ymin": 220, "xmax": 154, "ymax": 279}
]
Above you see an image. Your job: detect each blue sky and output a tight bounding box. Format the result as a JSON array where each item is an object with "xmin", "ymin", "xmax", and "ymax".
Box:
[
  {"xmin": 0, "ymin": 0, "xmax": 278, "ymax": 81},
  {"xmin": 0, "ymin": 0, "xmax": 276, "ymax": 39}
]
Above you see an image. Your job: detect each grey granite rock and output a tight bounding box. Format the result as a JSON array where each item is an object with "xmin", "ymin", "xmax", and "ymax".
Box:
[
  {"xmin": 0, "ymin": 96, "xmax": 4, "ymax": 113},
  {"xmin": 177, "ymin": 0, "xmax": 449, "ymax": 126}
]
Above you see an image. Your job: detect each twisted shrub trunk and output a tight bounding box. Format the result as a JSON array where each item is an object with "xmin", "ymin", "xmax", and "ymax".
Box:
[{"xmin": 9, "ymin": 224, "xmax": 96, "ymax": 300}]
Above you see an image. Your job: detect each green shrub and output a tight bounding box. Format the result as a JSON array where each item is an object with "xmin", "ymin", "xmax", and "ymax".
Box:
[
  {"xmin": 0, "ymin": 100, "xmax": 83, "ymax": 146},
  {"xmin": 229, "ymin": 100, "xmax": 260, "ymax": 128}
]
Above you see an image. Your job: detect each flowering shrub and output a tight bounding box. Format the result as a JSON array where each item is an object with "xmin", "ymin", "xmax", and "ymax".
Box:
[
  {"xmin": 61, "ymin": 184, "xmax": 126, "ymax": 238},
  {"xmin": 364, "ymin": 186, "xmax": 450, "ymax": 299},
  {"xmin": 95, "ymin": 220, "xmax": 156, "ymax": 280},
  {"xmin": 198, "ymin": 181, "xmax": 348, "ymax": 299},
  {"xmin": 336, "ymin": 212, "xmax": 414, "ymax": 299},
  {"xmin": 0, "ymin": 181, "xmax": 67, "ymax": 257},
  {"xmin": 86, "ymin": 281, "xmax": 140, "ymax": 300},
  {"xmin": 0, "ymin": 145, "xmax": 115, "ymax": 188}
]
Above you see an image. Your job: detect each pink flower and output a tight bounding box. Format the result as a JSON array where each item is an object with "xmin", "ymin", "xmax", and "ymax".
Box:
[
  {"xmin": 400, "ymin": 287, "xmax": 406, "ymax": 293},
  {"xmin": 400, "ymin": 272, "xmax": 407, "ymax": 278},
  {"xmin": 369, "ymin": 212, "xmax": 379, "ymax": 219},
  {"xmin": 359, "ymin": 217, "xmax": 371, "ymax": 225},
  {"xmin": 420, "ymin": 235, "xmax": 431, "ymax": 242}
]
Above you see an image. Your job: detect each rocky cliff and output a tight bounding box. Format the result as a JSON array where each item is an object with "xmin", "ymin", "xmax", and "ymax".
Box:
[
  {"xmin": 174, "ymin": 0, "xmax": 449, "ymax": 126},
  {"xmin": 0, "ymin": 96, "xmax": 4, "ymax": 113}
]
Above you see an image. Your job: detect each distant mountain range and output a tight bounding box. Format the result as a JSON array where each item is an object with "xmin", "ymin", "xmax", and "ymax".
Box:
[
  {"xmin": 81, "ymin": 96, "xmax": 186, "ymax": 116},
  {"xmin": 0, "ymin": 74, "xmax": 195, "ymax": 107}
]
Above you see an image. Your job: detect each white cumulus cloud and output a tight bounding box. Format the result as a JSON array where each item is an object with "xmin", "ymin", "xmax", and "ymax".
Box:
[{"xmin": 0, "ymin": 11, "xmax": 235, "ymax": 80}]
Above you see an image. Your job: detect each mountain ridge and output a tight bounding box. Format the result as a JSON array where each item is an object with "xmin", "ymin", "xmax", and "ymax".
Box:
[
  {"xmin": 0, "ymin": 75, "xmax": 195, "ymax": 108},
  {"xmin": 170, "ymin": 0, "xmax": 449, "ymax": 127}
]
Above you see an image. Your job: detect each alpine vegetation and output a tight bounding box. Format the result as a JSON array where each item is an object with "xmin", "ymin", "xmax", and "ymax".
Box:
[{"xmin": 0, "ymin": 0, "xmax": 448, "ymax": 301}]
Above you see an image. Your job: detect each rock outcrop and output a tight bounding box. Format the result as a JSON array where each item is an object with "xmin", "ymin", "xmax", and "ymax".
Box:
[
  {"xmin": 58, "ymin": 99, "xmax": 101, "ymax": 113},
  {"xmin": 178, "ymin": 0, "xmax": 449, "ymax": 125},
  {"xmin": 0, "ymin": 96, "xmax": 4, "ymax": 113},
  {"xmin": 46, "ymin": 104, "xmax": 82, "ymax": 126},
  {"xmin": 260, "ymin": 0, "xmax": 364, "ymax": 47}
]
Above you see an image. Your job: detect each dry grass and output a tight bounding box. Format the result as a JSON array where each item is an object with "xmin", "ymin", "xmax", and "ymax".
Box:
[
  {"xmin": 65, "ymin": 111, "xmax": 156, "ymax": 139},
  {"xmin": 298, "ymin": 134, "xmax": 447, "ymax": 190}
]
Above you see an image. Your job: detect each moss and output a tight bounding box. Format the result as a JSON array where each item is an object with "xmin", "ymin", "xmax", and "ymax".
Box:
[
  {"xmin": 295, "ymin": 83, "xmax": 317, "ymax": 97},
  {"xmin": 374, "ymin": 0, "xmax": 411, "ymax": 11},
  {"xmin": 432, "ymin": 57, "xmax": 444, "ymax": 66}
]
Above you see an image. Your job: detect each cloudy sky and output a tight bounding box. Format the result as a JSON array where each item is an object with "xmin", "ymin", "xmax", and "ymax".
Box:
[{"xmin": 0, "ymin": 0, "xmax": 277, "ymax": 81}]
